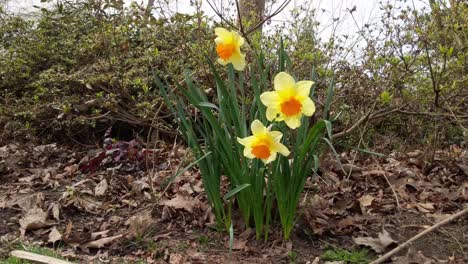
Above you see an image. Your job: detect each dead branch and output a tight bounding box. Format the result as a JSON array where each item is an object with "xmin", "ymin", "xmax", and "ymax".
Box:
[
  {"xmin": 205, "ymin": 0, "xmax": 239, "ymax": 30},
  {"xmin": 10, "ymin": 250, "xmax": 73, "ymax": 264},
  {"xmin": 333, "ymin": 103, "xmax": 467, "ymax": 140},
  {"xmin": 332, "ymin": 101, "xmax": 377, "ymax": 139},
  {"xmin": 370, "ymin": 206, "xmax": 468, "ymax": 264}
]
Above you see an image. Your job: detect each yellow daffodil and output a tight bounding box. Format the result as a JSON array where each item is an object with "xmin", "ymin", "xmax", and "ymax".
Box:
[
  {"xmin": 237, "ymin": 120, "xmax": 290, "ymax": 164},
  {"xmin": 214, "ymin": 27, "xmax": 246, "ymax": 71},
  {"xmin": 260, "ymin": 72, "xmax": 315, "ymax": 129}
]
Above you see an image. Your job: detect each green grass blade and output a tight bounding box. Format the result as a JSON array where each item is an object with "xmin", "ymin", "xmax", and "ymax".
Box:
[{"xmin": 224, "ymin": 183, "xmax": 251, "ymax": 201}]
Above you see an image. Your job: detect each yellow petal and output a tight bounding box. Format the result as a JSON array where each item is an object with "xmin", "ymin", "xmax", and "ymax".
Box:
[
  {"xmin": 274, "ymin": 142, "xmax": 290, "ymax": 156},
  {"xmin": 237, "ymin": 136, "xmax": 255, "ymax": 147},
  {"xmin": 302, "ymin": 97, "xmax": 316, "ymax": 116},
  {"xmin": 217, "ymin": 58, "xmax": 228, "ymax": 65},
  {"xmin": 215, "ymin": 27, "xmax": 231, "ymax": 41},
  {"xmin": 266, "ymin": 107, "xmax": 280, "ymax": 121},
  {"xmin": 243, "ymin": 147, "xmax": 255, "ymax": 159},
  {"xmin": 260, "ymin": 91, "xmax": 280, "ymax": 106},
  {"xmin": 285, "ymin": 116, "xmax": 301, "ymax": 129},
  {"xmin": 269, "ymin": 131, "xmax": 283, "ymax": 141},
  {"xmin": 263, "ymin": 151, "xmax": 277, "ymax": 164},
  {"xmin": 236, "ymin": 33, "xmax": 245, "ymax": 47},
  {"xmin": 251, "ymin": 120, "xmax": 267, "ymax": 135},
  {"xmin": 296, "ymin": 81, "xmax": 313, "ymax": 98},
  {"xmin": 214, "ymin": 36, "xmax": 224, "ymax": 45},
  {"xmin": 274, "ymin": 72, "xmax": 295, "ymax": 91},
  {"xmin": 230, "ymin": 52, "xmax": 246, "ymax": 71}
]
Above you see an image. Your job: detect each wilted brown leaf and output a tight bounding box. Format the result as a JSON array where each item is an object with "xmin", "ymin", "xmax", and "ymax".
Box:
[
  {"xmin": 48, "ymin": 226, "xmax": 62, "ymax": 243},
  {"xmin": 341, "ymin": 163, "xmax": 363, "ymax": 175},
  {"xmin": 74, "ymin": 195, "xmax": 102, "ymax": 214},
  {"xmin": 81, "ymin": 234, "xmax": 123, "ymax": 249},
  {"xmin": 406, "ymin": 150, "xmax": 423, "ymax": 158},
  {"xmin": 49, "ymin": 202, "xmax": 60, "ymax": 221},
  {"xmin": 7, "ymin": 192, "xmax": 45, "ymax": 210},
  {"xmin": 407, "ymin": 202, "xmax": 435, "ymax": 213},
  {"xmin": 90, "ymin": 230, "xmax": 110, "ymax": 240},
  {"xmin": 131, "ymin": 180, "xmax": 150, "ymax": 197},
  {"xmin": 226, "ymin": 238, "xmax": 248, "ymax": 251},
  {"xmin": 125, "ymin": 210, "xmax": 154, "ymax": 239},
  {"xmin": 94, "ymin": 179, "xmax": 108, "ymax": 197},
  {"xmin": 358, "ymin": 194, "xmax": 374, "ymax": 208},
  {"xmin": 161, "ymin": 194, "xmax": 198, "ymax": 212},
  {"xmin": 169, "ymin": 253, "xmax": 186, "ymax": 264},
  {"xmin": 19, "ymin": 207, "xmax": 52, "ymax": 235},
  {"xmin": 457, "ymin": 164, "xmax": 468, "ymax": 176},
  {"xmin": 353, "ymin": 229, "xmax": 396, "ymax": 253}
]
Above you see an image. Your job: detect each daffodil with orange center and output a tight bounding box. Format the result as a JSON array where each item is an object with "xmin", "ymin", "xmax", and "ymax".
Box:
[
  {"xmin": 260, "ymin": 72, "xmax": 316, "ymax": 129},
  {"xmin": 237, "ymin": 120, "xmax": 290, "ymax": 164},
  {"xmin": 214, "ymin": 27, "xmax": 246, "ymax": 71}
]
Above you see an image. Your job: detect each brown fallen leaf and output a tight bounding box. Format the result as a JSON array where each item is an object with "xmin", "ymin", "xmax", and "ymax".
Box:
[
  {"xmin": 406, "ymin": 150, "xmax": 423, "ymax": 158},
  {"xmin": 9, "ymin": 192, "xmax": 45, "ymax": 210},
  {"xmin": 131, "ymin": 180, "xmax": 150, "ymax": 197},
  {"xmin": 407, "ymin": 202, "xmax": 435, "ymax": 213},
  {"xmin": 226, "ymin": 238, "xmax": 248, "ymax": 251},
  {"xmin": 121, "ymin": 199, "xmax": 138, "ymax": 207},
  {"xmin": 169, "ymin": 253, "xmax": 186, "ymax": 264},
  {"xmin": 362, "ymin": 170, "xmax": 390, "ymax": 177},
  {"xmin": 358, "ymin": 194, "xmax": 374, "ymax": 207},
  {"xmin": 125, "ymin": 210, "xmax": 154, "ymax": 239},
  {"xmin": 457, "ymin": 164, "xmax": 468, "ymax": 176},
  {"xmin": 161, "ymin": 194, "xmax": 198, "ymax": 212},
  {"xmin": 0, "ymin": 195, "xmax": 6, "ymax": 208},
  {"xmin": 90, "ymin": 230, "xmax": 110, "ymax": 240},
  {"xmin": 341, "ymin": 163, "xmax": 363, "ymax": 174},
  {"xmin": 19, "ymin": 207, "xmax": 52, "ymax": 235},
  {"xmin": 94, "ymin": 179, "xmax": 108, "ymax": 197},
  {"xmin": 81, "ymin": 234, "xmax": 123, "ymax": 249},
  {"xmin": 408, "ymin": 157, "xmax": 425, "ymax": 168},
  {"xmin": 48, "ymin": 226, "xmax": 62, "ymax": 243},
  {"xmin": 74, "ymin": 195, "xmax": 102, "ymax": 214},
  {"xmin": 49, "ymin": 202, "xmax": 60, "ymax": 221},
  {"xmin": 352, "ymin": 229, "xmax": 396, "ymax": 253}
]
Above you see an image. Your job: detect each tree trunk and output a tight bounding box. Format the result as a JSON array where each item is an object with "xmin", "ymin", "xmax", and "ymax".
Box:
[
  {"xmin": 239, "ymin": 0, "xmax": 266, "ymax": 33},
  {"xmin": 145, "ymin": 0, "xmax": 155, "ymax": 17}
]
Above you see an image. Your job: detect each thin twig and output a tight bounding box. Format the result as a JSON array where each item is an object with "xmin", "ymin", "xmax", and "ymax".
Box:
[
  {"xmin": 205, "ymin": 0, "xmax": 239, "ymax": 30},
  {"xmin": 246, "ymin": 0, "xmax": 292, "ymax": 35},
  {"xmin": 371, "ymin": 206, "xmax": 468, "ymax": 264},
  {"xmin": 333, "ymin": 100, "xmax": 377, "ymax": 139}
]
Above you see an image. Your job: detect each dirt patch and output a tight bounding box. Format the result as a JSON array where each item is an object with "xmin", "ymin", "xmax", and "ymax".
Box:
[{"xmin": 0, "ymin": 208, "xmax": 18, "ymax": 236}]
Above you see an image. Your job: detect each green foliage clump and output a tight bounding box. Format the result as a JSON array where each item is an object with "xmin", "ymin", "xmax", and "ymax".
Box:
[
  {"xmin": 322, "ymin": 247, "xmax": 372, "ymax": 264},
  {"xmin": 0, "ymin": 0, "xmax": 212, "ymax": 142}
]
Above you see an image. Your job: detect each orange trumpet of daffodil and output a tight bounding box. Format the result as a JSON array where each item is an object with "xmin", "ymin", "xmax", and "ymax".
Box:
[
  {"xmin": 214, "ymin": 27, "xmax": 246, "ymax": 71},
  {"xmin": 260, "ymin": 72, "xmax": 315, "ymax": 129},
  {"xmin": 237, "ymin": 120, "xmax": 290, "ymax": 164}
]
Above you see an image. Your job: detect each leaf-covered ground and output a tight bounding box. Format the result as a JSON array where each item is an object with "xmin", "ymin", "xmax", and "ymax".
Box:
[{"xmin": 0, "ymin": 140, "xmax": 466, "ymax": 263}]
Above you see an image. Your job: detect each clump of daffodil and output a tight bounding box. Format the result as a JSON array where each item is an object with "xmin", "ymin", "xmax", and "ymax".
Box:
[
  {"xmin": 260, "ymin": 72, "xmax": 316, "ymax": 129},
  {"xmin": 214, "ymin": 27, "xmax": 246, "ymax": 71},
  {"xmin": 237, "ymin": 120, "xmax": 290, "ymax": 164}
]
